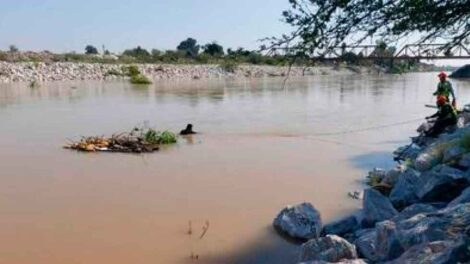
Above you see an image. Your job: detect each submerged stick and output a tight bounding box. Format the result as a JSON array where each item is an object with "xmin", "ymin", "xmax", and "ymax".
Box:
[{"xmin": 199, "ymin": 221, "xmax": 210, "ymax": 240}]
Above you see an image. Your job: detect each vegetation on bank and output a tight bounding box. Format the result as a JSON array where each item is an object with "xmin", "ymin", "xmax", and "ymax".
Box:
[
  {"xmin": 0, "ymin": 38, "xmax": 451, "ymax": 74},
  {"xmin": 0, "ymin": 38, "xmax": 292, "ymax": 67}
]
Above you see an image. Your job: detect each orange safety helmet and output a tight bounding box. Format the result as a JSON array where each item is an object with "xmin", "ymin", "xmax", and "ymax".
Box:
[
  {"xmin": 437, "ymin": 95, "xmax": 447, "ymax": 106},
  {"xmin": 438, "ymin": 71, "xmax": 447, "ymax": 79}
]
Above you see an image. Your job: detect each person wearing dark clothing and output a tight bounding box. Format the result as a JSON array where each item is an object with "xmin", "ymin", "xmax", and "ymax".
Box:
[
  {"xmin": 180, "ymin": 124, "xmax": 197, "ymax": 135},
  {"xmin": 425, "ymin": 95, "xmax": 458, "ymax": 137}
]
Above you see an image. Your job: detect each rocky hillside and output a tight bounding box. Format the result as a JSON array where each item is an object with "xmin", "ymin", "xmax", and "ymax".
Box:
[{"xmin": 273, "ymin": 113, "xmax": 470, "ymax": 263}]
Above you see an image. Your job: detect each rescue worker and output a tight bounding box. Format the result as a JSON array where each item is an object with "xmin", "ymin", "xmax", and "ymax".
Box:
[
  {"xmin": 433, "ymin": 71, "xmax": 456, "ymax": 107},
  {"xmin": 425, "ymin": 95, "xmax": 458, "ymax": 137}
]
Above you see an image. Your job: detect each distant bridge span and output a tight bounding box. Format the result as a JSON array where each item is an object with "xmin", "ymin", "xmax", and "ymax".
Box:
[{"xmin": 313, "ymin": 43, "xmax": 470, "ymax": 61}]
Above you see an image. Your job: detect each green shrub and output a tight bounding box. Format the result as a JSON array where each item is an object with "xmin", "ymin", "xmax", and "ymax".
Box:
[
  {"xmin": 122, "ymin": 65, "xmax": 141, "ymax": 76},
  {"xmin": 156, "ymin": 131, "xmax": 178, "ymax": 144},
  {"xmin": 144, "ymin": 129, "xmax": 177, "ymax": 144},
  {"xmin": 130, "ymin": 74, "xmax": 152, "ymax": 84},
  {"xmin": 219, "ymin": 60, "xmax": 238, "ymax": 73}
]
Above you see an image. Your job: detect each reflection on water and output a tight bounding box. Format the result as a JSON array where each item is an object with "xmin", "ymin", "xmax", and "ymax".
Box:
[{"xmin": 0, "ymin": 74, "xmax": 469, "ymax": 264}]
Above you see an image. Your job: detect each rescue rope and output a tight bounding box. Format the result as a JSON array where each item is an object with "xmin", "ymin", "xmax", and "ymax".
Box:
[{"xmin": 307, "ymin": 117, "xmax": 424, "ymax": 136}]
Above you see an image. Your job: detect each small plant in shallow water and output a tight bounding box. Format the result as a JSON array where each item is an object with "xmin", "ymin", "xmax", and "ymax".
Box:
[
  {"xmin": 122, "ymin": 65, "xmax": 141, "ymax": 76},
  {"xmin": 130, "ymin": 74, "xmax": 152, "ymax": 84}
]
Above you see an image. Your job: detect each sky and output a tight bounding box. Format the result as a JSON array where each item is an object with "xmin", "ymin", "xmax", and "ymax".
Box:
[{"xmin": 0, "ymin": 0, "xmax": 292, "ymax": 53}]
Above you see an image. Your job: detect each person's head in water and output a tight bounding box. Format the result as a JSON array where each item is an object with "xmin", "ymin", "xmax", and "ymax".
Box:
[
  {"xmin": 180, "ymin": 124, "xmax": 196, "ymax": 135},
  {"xmin": 438, "ymin": 72, "xmax": 447, "ymax": 82},
  {"xmin": 437, "ymin": 95, "xmax": 447, "ymax": 107}
]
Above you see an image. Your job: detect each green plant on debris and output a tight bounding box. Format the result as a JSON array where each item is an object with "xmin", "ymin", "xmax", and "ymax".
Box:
[{"xmin": 143, "ymin": 129, "xmax": 177, "ymax": 144}]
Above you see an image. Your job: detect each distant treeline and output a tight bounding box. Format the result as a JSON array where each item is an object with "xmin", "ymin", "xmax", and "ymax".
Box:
[
  {"xmin": 0, "ymin": 38, "xmax": 295, "ymax": 66},
  {"xmin": 0, "ymin": 39, "xmax": 447, "ymax": 74}
]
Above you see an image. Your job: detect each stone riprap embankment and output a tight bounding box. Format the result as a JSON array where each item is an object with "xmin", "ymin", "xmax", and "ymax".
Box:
[
  {"xmin": 274, "ymin": 113, "xmax": 470, "ymax": 263},
  {"xmin": 0, "ymin": 62, "xmax": 366, "ymax": 83}
]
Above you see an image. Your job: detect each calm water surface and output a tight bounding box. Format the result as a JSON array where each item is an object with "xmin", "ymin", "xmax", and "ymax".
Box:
[{"xmin": 1, "ymin": 73, "xmax": 469, "ymax": 264}]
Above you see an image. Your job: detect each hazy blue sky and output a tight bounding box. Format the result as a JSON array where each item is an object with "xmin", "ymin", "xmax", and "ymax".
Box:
[{"xmin": 0, "ymin": 0, "xmax": 291, "ymax": 53}]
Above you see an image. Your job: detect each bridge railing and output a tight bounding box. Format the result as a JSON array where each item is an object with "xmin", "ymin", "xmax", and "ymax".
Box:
[{"xmin": 313, "ymin": 43, "xmax": 470, "ymax": 61}]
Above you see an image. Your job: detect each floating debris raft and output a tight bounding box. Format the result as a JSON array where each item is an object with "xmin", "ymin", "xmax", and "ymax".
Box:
[{"xmin": 64, "ymin": 128, "xmax": 177, "ymax": 153}]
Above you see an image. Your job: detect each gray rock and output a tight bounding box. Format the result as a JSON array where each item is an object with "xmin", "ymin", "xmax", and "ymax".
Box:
[
  {"xmin": 298, "ymin": 259, "xmax": 368, "ymax": 264},
  {"xmin": 443, "ymin": 146, "xmax": 466, "ymax": 163},
  {"xmin": 389, "ymin": 169, "xmax": 421, "ymax": 209},
  {"xmin": 384, "ymin": 240, "xmax": 455, "ymax": 264},
  {"xmin": 354, "ymin": 229, "xmax": 379, "ymax": 262},
  {"xmin": 375, "ymin": 221, "xmax": 404, "ymax": 261},
  {"xmin": 448, "ymin": 187, "xmax": 470, "ymax": 207},
  {"xmin": 323, "ymin": 215, "xmax": 359, "ymax": 236},
  {"xmin": 392, "ymin": 203, "xmax": 438, "ymax": 222},
  {"xmin": 414, "ymin": 152, "xmax": 441, "ymax": 172},
  {"xmin": 393, "ymin": 145, "xmax": 421, "ymax": 161},
  {"xmin": 299, "ymin": 235, "xmax": 358, "ymax": 263},
  {"xmin": 382, "ymin": 165, "xmax": 405, "ymax": 186},
  {"xmin": 273, "ymin": 202, "xmax": 322, "ymax": 240},
  {"xmin": 416, "ymin": 165, "xmax": 469, "ymax": 202},
  {"xmin": 459, "ymin": 153, "xmax": 470, "ymax": 168},
  {"xmin": 362, "ymin": 189, "xmax": 398, "ymax": 227}
]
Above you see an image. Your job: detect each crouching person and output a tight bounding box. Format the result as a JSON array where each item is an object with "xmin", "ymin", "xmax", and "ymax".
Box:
[{"xmin": 425, "ymin": 95, "xmax": 458, "ymax": 137}]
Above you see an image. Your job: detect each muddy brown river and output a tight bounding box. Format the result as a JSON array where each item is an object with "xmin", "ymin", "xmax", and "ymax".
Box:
[{"xmin": 0, "ymin": 73, "xmax": 469, "ymax": 264}]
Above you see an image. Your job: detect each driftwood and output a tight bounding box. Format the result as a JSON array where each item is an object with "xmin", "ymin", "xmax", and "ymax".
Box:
[{"xmin": 63, "ymin": 127, "xmax": 175, "ymax": 153}]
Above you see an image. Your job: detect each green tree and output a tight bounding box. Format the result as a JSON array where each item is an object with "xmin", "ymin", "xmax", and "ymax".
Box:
[
  {"xmin": 85, "ymin": 45, "xmax": 99, "ymax": 55},
  {"xmin": 266, "ymin": 0, "xmax": 470, "ymax": 56},
  {"xmin": 122, "ymin": 46, "xmax": 151, "ymax": 60},
  {"xmin": 177, "ymin": 38, "xmax": 200, "ymax": 57},
  {"xmin": 202, "ymin": 42, "xmax": 224, "ymax": 57},
  {"xmin": 9, "ymin": 45, "xmax": 18, "ymax": 53}
]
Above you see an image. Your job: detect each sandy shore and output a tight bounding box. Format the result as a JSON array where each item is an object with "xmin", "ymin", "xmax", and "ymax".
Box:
[{"xmin": 0, "ymin": 62, "xmax": 372, "ymax": 83}]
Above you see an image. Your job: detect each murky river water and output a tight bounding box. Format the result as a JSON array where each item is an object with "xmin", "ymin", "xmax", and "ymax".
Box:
[{"xmin": 1, "ymin": 73, "xmax": 469, "ymax": 264}]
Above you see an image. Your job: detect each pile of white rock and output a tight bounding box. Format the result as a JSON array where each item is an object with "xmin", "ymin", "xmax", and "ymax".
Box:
[{"xmin": 0, "ymin": 62, "xmax": 364, "ymax": 83}]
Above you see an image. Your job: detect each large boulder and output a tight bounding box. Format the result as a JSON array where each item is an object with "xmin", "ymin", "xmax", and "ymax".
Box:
[
  {"xmin": 354, "ymin": 228, "xmax": 380, "ymax": 262},
  {"xmin": 389, "ymin": 169, "xmax": 421, "ymax": 209},
  {"xmin": 458, "ymin": 153, "xmax": 470, "ymax": 169},
  {"xmin": 393, "ymin": 145, "xmax": 421, "ymax": 161},
  {"xmin": 443, "ymin": 145, "xmax": 466, "ymax": 163},
  {"xmin": 299, "ymin": 260, "xmax": 367, "ymax": 264},
  {"xmin": 391, "ymin": 203, "xmax": 438, "ymax": 222},
  {"xmin": 273, "ymin": 202, "xmax": 322, "ymax": 240},
  {"xmin": 362, "ymin": 189, "xmax": 398, "ymax": 227},
  {"xmin": 383, "ymin": 240, "xmax": 455, "ymax": 264},
  {"xmin": 375, "ymin": 221, "xmax": 404, "ymax": 261},
  {"xmin": 299, "ymin": 235, "xmax": 358, "ymax": 263},
  {"xmin": 414, "ymin": 152, "xmax": 441, "ymax": 172},
  {"xmin": 323, "ymin": 215, "xmax": 360, "ymax": 236},
  {"xmin": 448, "ymin": 187, "xmax": 470, "ymax": 207},
  {"xmin": 458, "ymin": 153, "xmax": 470, "ymax": 168},
  {"xmin": 416, "ymin": 165, "xmax": 469, "ymax": 202}
]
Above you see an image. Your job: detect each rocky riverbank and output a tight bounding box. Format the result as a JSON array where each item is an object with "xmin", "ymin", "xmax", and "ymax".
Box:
[
  {"xmin": 273, "ymin": 112, "xmax": 470, "ymax": 263},
  {"xmin": 0, "ymin": 62, "xmax": 377, "ymax": 83},
  {"xmin": 0, "ymin": 62, "xmax": 372, "ymax": 83}
]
